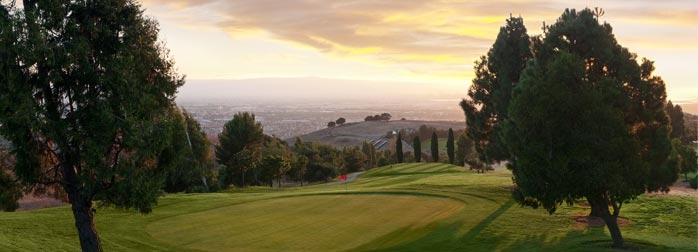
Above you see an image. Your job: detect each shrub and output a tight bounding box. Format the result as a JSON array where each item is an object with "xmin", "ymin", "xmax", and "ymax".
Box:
[{"xmin": 690, "ymin": 176, "xmax": 698, "ymax": 189}]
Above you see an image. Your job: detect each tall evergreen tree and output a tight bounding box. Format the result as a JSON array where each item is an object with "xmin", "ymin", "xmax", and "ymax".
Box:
[
  {"xmin": 413, "ymin": 136, "xmax": 422, "ymax": 162},
  {"xmin": 460, "ymin": 15, "xmax": 532, "ymax": 168},
  {"xmin": 164, "ymin": 109, "xmax": 214, "ymax": 193},
  {"xmin": 446, "ymin": 128, "xmax": 455, "ymax": 164},
  {"xmin": 666, "ymin": 101, "xmax": 685, "ymax": 142},
  {"xmin": 361, "ymin": 141, "xmax": 376, "ymax": 169},
  {"xmin": 395, "ymin": 134, "xmax": 403, "ymax": 163},
  {"xmin": 504, "ymin": 8, "xmax": 677, "ymax": 248},
  {"xmin": 215, "ymin": 112, "xmax": 264, "ymax": 188},
  {"xmin": 0, "ymin": 1, "xmax": 184, "ymax": 250},
  {"xmin": 431, "ymin": 132, "xmax": 439, "ymax": 163}
]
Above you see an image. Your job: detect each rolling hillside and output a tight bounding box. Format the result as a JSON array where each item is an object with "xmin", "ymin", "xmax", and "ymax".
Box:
[{"xmin": 287, "ymin": 120, "xmax": 465, "ymax": 151}]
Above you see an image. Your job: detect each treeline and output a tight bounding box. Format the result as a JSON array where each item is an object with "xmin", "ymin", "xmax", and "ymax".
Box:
[
  {"xmin": 364, "ymin": 113, "xmax": 392, "ymax": 122},
  {"xmin": 216, "ymin": 112, "xmax": 398, "ymax": 189}
]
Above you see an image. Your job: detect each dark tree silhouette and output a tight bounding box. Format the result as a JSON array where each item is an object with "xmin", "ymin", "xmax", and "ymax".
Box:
[
  {"xmin": 431, "ymin": 132, "xmax": 439, "ymax": 163},
  {"xmin": 0, "ymin": 2, "xmax": 184, "ymax": 250},
  {"xmin": 460, "ymin": 15, "xmax": 531, "ymax": 169},
  {"xmin": 413, "ymin": 136, "xmax": 422, "ymax": 162},
  {"xmin": 504, "ymin": 8, "xmax": 677, "ymax": 248}
]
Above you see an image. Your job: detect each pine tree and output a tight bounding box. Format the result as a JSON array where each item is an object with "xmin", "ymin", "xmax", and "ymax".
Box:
[{"xmin": 215, "ymin": 112, "xmax": 264, "ymax": 188}]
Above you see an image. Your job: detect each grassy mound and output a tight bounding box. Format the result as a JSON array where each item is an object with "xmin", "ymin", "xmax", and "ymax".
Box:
[{"xmin": 0, "ymin": 163, "xmax": 695, "ymax": 251}]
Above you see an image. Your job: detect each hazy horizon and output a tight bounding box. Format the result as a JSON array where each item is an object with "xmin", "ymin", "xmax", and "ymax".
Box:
[{"xmin": 176, "ymin": 77, "xmax": 466, "ymax": 104}]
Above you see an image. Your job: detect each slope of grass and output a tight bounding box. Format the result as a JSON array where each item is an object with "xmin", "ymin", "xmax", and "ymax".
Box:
[{"xmin": 0, "ymin": 163, "xmax": 696, "ymax": 251}]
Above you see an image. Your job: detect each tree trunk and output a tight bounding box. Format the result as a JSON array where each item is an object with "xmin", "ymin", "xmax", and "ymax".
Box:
[
  {"xmin": 600, "ymin": 213, "xmax": 624, "ymax": 249},
  {"xmin": 588, "ymin": 198, "xmax": 601, "ymax": 217},
  {"xmin": 69, "ymin": 194, "xmax": 103, "ymax": 252},
  {"xmin": 588, "ymin": 195, "xmax": 624, "ymax": 248},
  {"xmin": 62, "ymin": 162, "xmax": 103, "ymax": 252}
]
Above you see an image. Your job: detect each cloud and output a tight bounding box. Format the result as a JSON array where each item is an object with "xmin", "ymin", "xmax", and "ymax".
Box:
[{"xmin": 142, "ymin": 0, "xmax": 698, "ymax": 93}]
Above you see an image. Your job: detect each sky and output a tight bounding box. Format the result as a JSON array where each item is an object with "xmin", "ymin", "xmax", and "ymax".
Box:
[{"xmin": 139, "ymin": 0, "xmax": 698, "ymax": 113}]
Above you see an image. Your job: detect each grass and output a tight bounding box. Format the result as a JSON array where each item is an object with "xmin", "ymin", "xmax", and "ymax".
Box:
[{"xmin": 1, "ymin": 163, "xmax": 696, "ymax": 251}]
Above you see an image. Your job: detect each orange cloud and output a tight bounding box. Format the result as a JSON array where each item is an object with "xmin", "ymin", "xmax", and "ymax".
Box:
[{"xmin": 142, "ymin": 0, "xmax": 698, "ymax": 99}]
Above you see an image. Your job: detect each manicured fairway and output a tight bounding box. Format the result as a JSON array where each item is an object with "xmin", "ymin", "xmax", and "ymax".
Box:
[{"xmin": 1, "ymin": 163, "xmax": 696, "ymax": 251}]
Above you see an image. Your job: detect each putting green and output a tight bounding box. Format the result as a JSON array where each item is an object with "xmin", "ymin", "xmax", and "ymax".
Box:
[{"xmin": 146, "ymin": 194, "xmax": 464, "ymax": 252}]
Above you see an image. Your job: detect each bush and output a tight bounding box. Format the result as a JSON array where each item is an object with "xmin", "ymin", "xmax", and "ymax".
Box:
[{"xmin": 690, "ymin": 176, "xmax": 698, "ymax": 190}]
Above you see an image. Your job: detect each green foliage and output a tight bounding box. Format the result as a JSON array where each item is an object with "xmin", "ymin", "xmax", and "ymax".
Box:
[
  {"xmin": 461, "ymin": 15, "xmax": 532, "ymax": 165},
  {"xmin": 430, "ymin": 132, "xmax": 439, "ymax": 162},
  {"xmin": 361, "ymin": 141, "xmax": 377, "ymax": 169},
  {"xmin": 665, "ymin": 101, "xmax": 685, "ymax": 142},
  {"xmin": 215, "ymin": 112, "xmax": 264, "ymax": 188},
  {"xmin": 0, "ymin": 1, "xmax": 184, "ymax": 250},
  {"xmin": 163, "ymin": 109, "xmax": 214, "ymax": 193},
  {"xmin": 257, "ymin": 136, "xmax": 292, "ymax": 187},
  {"xmin": 671, "ymin": 139, "xmax": 698, "ymax": 179},
  {"xmin": 342, "ymin": 146, "xmax": 367, "ymax": 173},
  {"xmin": 455, "ymin": 133, "xmax": 479, "ymax": 169},
  {"xmin": 413, "ymin": 136, "xmax": 422, "ymax": 162},
  {"xmin": 395, "ymin": 134, "xmax": 403, "ymax": 163},
  {"xmin": 292, "ymin": 141, "xmax": 341, "ymax": 182},
  {"xmin": 446, "ymin": 128, "xmax": 455, "ymax": 164},
  {"xmin": 690, "ymin": 176, "xmax": 698, "ymax": 189},
  {"xmin": 504, "ymin": 8, "xmax": 676, "ymax": 248}
]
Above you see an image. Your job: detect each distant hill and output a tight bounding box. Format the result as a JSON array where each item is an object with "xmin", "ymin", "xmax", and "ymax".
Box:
[{"xmin": 286, "ymin": 120, "xmax": 465, "ymax": 152}]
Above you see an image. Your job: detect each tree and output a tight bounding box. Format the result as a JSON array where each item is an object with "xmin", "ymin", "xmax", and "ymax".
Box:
[
  {"xmin": 431, "ymin": 132, "xmax": 439, "ymax": 162},
  {"xmin": 342, "ymin": 146, "xmax": 367, "ymax": 173},
  {"xmin": 676, "ymin": 141, "xmax": 697, "ymax": 180},
  {"xmin": 455, "ymin": 133, "xmax": 478, "ymax": 167},
  {"xmin": 460, "ymin": 15, "xmax": 532, "ymax": 169},
  {"xmin": 336, "ymin": 117, "xmax": 346, "ymax": 125},
  {"xmin": 292, "ymin": 155, "xmax": 308, "ymax": 186},
  {"xmin": 0, "ymin": 1, "xmax": 184, "ymax": 250},
  {"xmin": 666, "ymin": 101, "xmax": 686, "ymax": 142},
  {"xmin": 503, "ymin": 8, "xmax": 677, "ymax": 248},
  {"xmin": 215, "ymin": 112, "xmax": 264, "ymax": 188},
  {"xmin": 381, "ymin": 113, "xmax": 392, "ymax": 121},
  {"xmin": 361, "ymin": 141, "xmax": 377, "ymax": 169},
  {"xmin": 164, "ymin": 109, "xmax": 215, "ymax": 193},
  {"xmin": 395, "ymin": 133, "xmax": 403, "ymax": 163},
  {"xmin": 413, "ymin": 136, "xmax": 422, "ymax": 162},
  {"xmin": 292, "ymin": 141, "xmax": 341, "ymax": 182},
  {"xmin": 327, "ymin": 121, "xmax": 336, "ymax": 128},
  {"xmin": 446, "ymin": 128, "xmax": 455, "ymax": 164},
  {"xmin": 257, "ymin": 136, "xmax": 292, "ymax": 187}
]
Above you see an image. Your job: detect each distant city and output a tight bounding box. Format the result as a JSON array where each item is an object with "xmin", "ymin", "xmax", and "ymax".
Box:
[{"xmin": 178, "ymin": 99, "xmax": 465, "ymax": 140}]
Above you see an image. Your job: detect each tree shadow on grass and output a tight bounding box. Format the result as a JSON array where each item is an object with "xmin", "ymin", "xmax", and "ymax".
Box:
[{"xmin": 348, "ymin": 199, "xmax": 669, "ymax": 252}]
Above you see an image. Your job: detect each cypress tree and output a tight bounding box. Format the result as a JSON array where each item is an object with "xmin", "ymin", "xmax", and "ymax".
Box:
[
  {"xmin": 396, "ymin": 134, "xmax": 403, "ymax": 163},
  {"xmin": 431, "ymin": 132, "xmax": 439, "ymax": 163},
  {"xmin": 446, "ymin": 128, "xmax": 455, "ymax": 164},
  {"xmin": 413, "ymin": 136, "xmax": 422, "ymax": 162}
]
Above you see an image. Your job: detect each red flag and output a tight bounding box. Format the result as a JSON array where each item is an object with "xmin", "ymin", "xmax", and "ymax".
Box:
[{"xmin": 340, "ymin": 175, "xmax": 347, "ymax": 181}]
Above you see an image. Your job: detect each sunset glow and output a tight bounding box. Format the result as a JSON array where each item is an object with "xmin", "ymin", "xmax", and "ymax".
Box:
[{"xmin": 141, "ymin": 0, "xmax": 698, "ymax": 112}]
